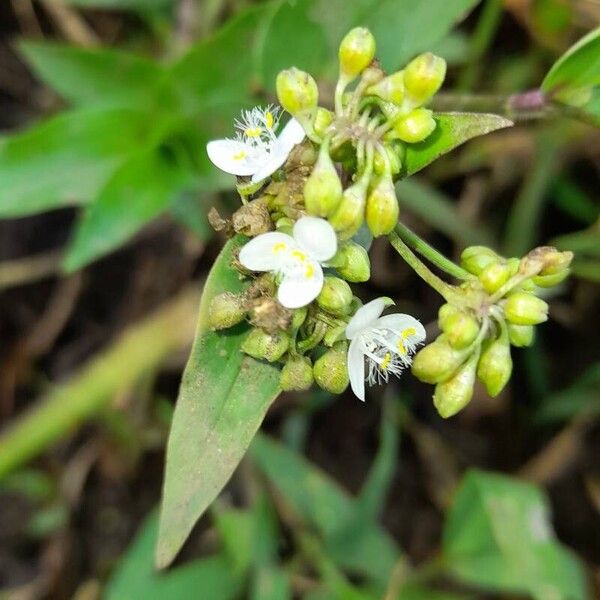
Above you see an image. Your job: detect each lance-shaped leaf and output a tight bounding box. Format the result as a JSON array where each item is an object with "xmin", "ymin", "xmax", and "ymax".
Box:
[
  {"xmin": 403, "ymin": 112, "xmax": 513, "ymax": 177},
  {"xmin": 156, "ymin": 236, "xmax": 281, "ymax": 569}
]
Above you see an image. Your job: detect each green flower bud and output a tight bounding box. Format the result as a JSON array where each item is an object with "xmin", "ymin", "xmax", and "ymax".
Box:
[
  {"xmin": 504, "ymin": 292, "xmax": 549, "ymax": 326},
  {"xmin": 438, "ymin": 303, "xmax": 460, "ymax": 330},
  {"xmin": 276, "ymin": 67, "xmax": 318, "ymax": 117},
  {"xmin": 506, "ymin": 257, "xmax": 520, "ymax": 276},
  {"xmin": 507, "ymin": 323, "xmax": 535, "ymax": 347},
  {"xmin": 313, "ymin": 342, "xmax": 349, "ymax": 394},
  {"xmin": 275, "ymin": 217, "xmax": 294, "ymax": 235},
  {"xmin": 412, "ymin": 335, "xmax": 470, "ymax": 384},
  {"xmin": 479, "ymin": 261, "xmax": 512, "ymax": 294},
  {"xmin": 313, "ymin": 107, "xmax": 334, "ymax": 138},
  {"xmin": 367, "ymin": 70, "xmax": 405, "ymax": 105},
  {"xmin": 441, "ymin": 311, "xmax": 480, "ymax": 350},
  {"xmin": 532, "ymin": 270, "xmax": 569, "ymax": 288},
  {"xmin": 336, "ymin": 242, "xmax": 370, "ymax": 282},
  {"xmin": 403, "ymin": 52, "xmax": 446, "ymax": 106},
  {"xmin": 317, "ymin": 276, "xmax": 353, "ymax": 316},
  {"xmin": 460, "ymin": 246, "xmax": 500, "ymax": 276},
  {"xmin": 280, "ymin": 355, "xmax": 314, "ymax": 391},
  {"xmin": 338, "ymin": 27, "xmax": 376, "ymax": 79},
  {"xmin": 433, "ymin": 353, "xmax": 477, "ymax": 418},
  {"xmin": 208, "ymin": 292, "xmax": 246, "ymax": 330},
  {"xmin": 392, "ymin": 108, "xmax": 436, "ymax": 144},
  {"xmin": 365, "ymin": 173, "xmax": 399, "ymax": 237},
  {"xmin": 476, "ymin": 333, "xmax": 512, "ymax": 397},
  {"xmin": 292, "ymin": 306, "xmax": 308, "ymax": 330},
  {"xmin": 304, "ymin": 143, "xmax": 343, "ymax": 217},
  {"xmin": 329, "ymin": 177, "xmax": 368, "ymax": 239},
  {"xmin": 373, "ymin": 144, "xmax": 402, "ymax": 176},
  {"xmin": 241, "ymin": 328, "xmax": 289, "ymax": 362},
  {"xmin": 540, "ymin": 249, "xmax": 573, "ymax": 275}
]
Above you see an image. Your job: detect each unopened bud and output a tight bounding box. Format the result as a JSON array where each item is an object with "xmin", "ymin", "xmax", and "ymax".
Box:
[
  {"xmin": 367, "ymin": 70, "xmax": 405, "ymax": 105},
  {"xmin": 276, "ymin": 67, "xmax": 318, "ymax": 117},
  {"xmin": 313, "ymin": 107, "xmax": 334, "ymax": 138},
  {"xmin": 304, "ymin": 143, "xmax": 343, "ymax": 217},
  {"xmin": 208, "ymin": 292, "xmax": 246, "ymax": 330},
  {"xmin": 403, "ymin": 52, "xmax": 446, "ymax": 106},
  {"xmin": 280, "ymin": 355, "xmax": 314, "ymax": 391},
  {"xmin": 392, "ymin": 108, "xmax": 436, "ymax": 143},
  {"xmin": 275, "ymin": 217, "xmax": 294, "ymax": 235},
  {"xmin": 241, "ymin": 328, "xmax": 289, "ymax": 362},
  {"xmin": 336, "ymin": 242, "xmax": 370, "ymax": 282},
  {"xmin": 313, "ymin": 342, "xmax": 349, "ymax": 394},
  {"xmin": 532, "ymin": 270, "xmax": 570, "ymax": 288},
  {"xmin": 461, "ymin": 246, "xmax": 500, "ymax": 276},
  {"xmin": 504, "ymin": 292, "xmax": 549, "ymax": 326},
  {"xmin": 338, "ymin": 27, "xmax": 376, "ymax": 79},
  {"xmin": 433, "ymin": 353, "xmax": 477, "ymax": 418},
  {"xmin": 366, "ymin": 173, "xmax": 399, "ymax": 237},
  {"xmin": 292, "ymin": 306, "xmax": 308, "ymax": 330},
  {"xmin": 541, "ymin": 249, "xmax": 573, "ymax": 275},
  {"xmin": 479, "ymin": 261, "xmax": 511, "ymax": 294},
  {"xmin": 507, "ymin": 323, "xmax": 535, "ymax": 347},
  {"xmin": 373, "ymin": 144, "xmax": 402, "ymax": 176},
  {"xmin": 412, "ymin": 335, "xmax": 470, "ymax": 384},
  {"xmin": 317, "ymin": 276, "xmax": 353, "ymax": 316},
  {"xmin": 329, "ymin": 177, "xmax": 368, "ymax": 239},
  {"xmin": 438, "ymin": 303, "xmax": 460, "ymax": 330},
  {"xmin": 476, "ymin": 334, "xmax": 512, "ymax": 397},
  {"xmin": 441, "ymin": 311, "xmax": 480, "ymax": 349}
]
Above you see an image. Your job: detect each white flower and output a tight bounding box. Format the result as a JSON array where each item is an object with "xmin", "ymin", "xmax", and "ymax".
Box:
[
  {"xmin": 206, "ymin": 105, "xmax": 305, "ymax": 183},
  {"xmin": 345, "ymin": 298, "xmax": 426, "ymax": 401},
  {"xmin": 239, "ymin": 216, "xmax": 337, "ymax": 309}
]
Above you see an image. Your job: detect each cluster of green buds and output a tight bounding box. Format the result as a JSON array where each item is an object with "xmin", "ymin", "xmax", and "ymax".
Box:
[
  {"xmin": 411, "ymin": 245, "xmax": 573, "ymax": 417},
  {"xmin": 276, "ymin": 27, "xmax": 446, "ymax": 238}
]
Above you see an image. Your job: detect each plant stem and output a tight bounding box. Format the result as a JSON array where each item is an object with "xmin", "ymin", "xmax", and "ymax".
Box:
[
  {"xmin": 388, "ymin": 232, "xmax": 461, "ymax": 303},
  {"xmin": 394, "ymin": 222, "xmax": 474, "ymax": 281}
]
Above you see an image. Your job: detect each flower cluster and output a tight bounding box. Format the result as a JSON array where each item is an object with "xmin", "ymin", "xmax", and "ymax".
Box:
[{"xmin": 411, "ymin": 245, "xmax": 573, "ymax": 417}]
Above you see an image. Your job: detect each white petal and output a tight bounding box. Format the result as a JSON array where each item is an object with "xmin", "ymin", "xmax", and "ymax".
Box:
[
  {"xmin": 250, "ymin": 148, "xmax": 289, "ymax": 183},
  {"xmin": 347, "ymin": 338, "xmax": 366, "ymax": 401},
  {"xmin": 206, "ymin": 139, "xmax": 257, "ymax": 176},
  {"xmin": 238, "ymin": 232, "xmax": 295, "ymax": 272},
  {"xmin": 293, "ymin": 216, "xmax": 337, "ymax": 262},
  {"xmin": 278, "ymin": 117, "xmax": 306, "ymax": 150},
  {"xmin": 277, "ymin": 261, "xmax": 323, "ymax": 308},
  {"xmin": 375, "ymin": 314, "xmax": 426, "ymax": 343},
  {"xmin": 345, "ymin": 297, "xmax": 393, "ymax": 340}
]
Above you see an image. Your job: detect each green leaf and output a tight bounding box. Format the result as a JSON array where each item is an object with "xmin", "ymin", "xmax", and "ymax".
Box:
[
  {"xmin": 398, "ymin": 585, "xmax": 472, "ymax": 600},
  {"xmin": 19, "ymin": 41, "xmax": 166, "ymax": 109},
  {"xmin": 61, "ymin": 0, "xmax": 172, "ymax": 9},
  {"xmin": 542, "ymin": 27, "xmax": 600, "ymax": 94},
  {"xmin": 403, "ymin": 112, "xmax": 513, "ymax": 177},
  {"xmin": 250, "ymin": 434, "xmax": 400, "ymax": 587},
  {"xmin": 156, "ymin": 237, "xmax": 281, "ymax": 568},
  {"xmin": 63, "ymin": 149, "xmax": 191, "ymax": 271},
  {"xmin": 214, "ymin": 508, "xmax": 255, "ymax": 574},
  {"xmin": 252, "ymin": 566, "xmax": 292, "ymax": 600},
  {"xmin": 0, "ymin": 108, "xmax": 150, "ymax": 217},
  {"xmin": 106, "ymin": 511, "xmax": 243, "ymax": 600},
  {"xmin": 443, "ymin": 470, "xmax": 587, "ymax": 600},
  {"xmin": 551, "ymin": 223, "xmax": 600, "ymax": 257},
  {"xmin": 395, "ymin": 178, "xmax": 494, "ymax": 246}
]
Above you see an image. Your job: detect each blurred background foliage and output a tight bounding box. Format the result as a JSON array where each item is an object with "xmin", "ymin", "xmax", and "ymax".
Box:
[{"xmin": 0, "ymin": 0, "xmax": 598, "ymax": 599}]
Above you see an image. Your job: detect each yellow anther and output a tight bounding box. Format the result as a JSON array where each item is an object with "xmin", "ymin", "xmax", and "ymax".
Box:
[
  {"xmin": 402, "ymin": 327, "xmax": 416, "ymax": 338},
  {"xmin": 397, "ymin": 340, "xmax": 406, "ymax": 355},
  {"xmin": 265, "ymin": 111, "xmax": 274, "ymax": 129},
  {"xmin": 232, "ymin": 150, "xmax": 247, "ymax": 160},
  {"xmin": 381, "ymin": 352, "xmax": 391, "ymax": 370},
  {"xmin": 245, "ymin": 126, "xmax": 262, "ymax": 138},
  {"xmin": 291, "ymin": 249, "xmax": 306, "ymax": 261},
  {"xmin": 305, "ymin": 263, "xmax": 315, "ymax": 279},
  {"xmin": 273, "ymin": 242, "xmax": 287, "ymax": 253}
]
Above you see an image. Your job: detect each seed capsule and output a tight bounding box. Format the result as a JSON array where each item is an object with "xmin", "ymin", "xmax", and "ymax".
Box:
[
  {"xmin": 304, "ymin": 143, "xmax": 343, "ymax": 217},
  {"xmin": 336, "ymin": 242, "xmax": 371, "ymax": 283},
  {"xmin": 507, "ymin": 323, "xmax": 535, "ymax": 347},
  {"xmin": 313, "ymin": 342, "xmax": 349, "ymax": 394},
  {"xmin": 476, "ymin": 334, "xmax": 512, "ymax": 397},
  {"xmin": 317, "ymin": 276, "xmax": 353, "ymax": 316},
  {"xmin": 276, "ymin": 67, "xmax": 319, "ymax": 116},
  {"xmin": 338, "ymin": 27, "xmax": 376, "ymax": 79},
  {"xmin": 412, "ymin": 335, "xmax": 470, "ymax": 384},
  {"xmin": 433, "ymin": 353, "xmax": 477, "ymax": 418},
  {"xmin": 208, "ymin": 292, "xmax": 246, "ymax": 330},
  {"xmin": 241, "ymin": 328, "xmax": 289, "ymax": 362},
  {"xmin": 365, "ymin": 173, "xmax": 399, "ymax": 237},
  {"xmin": 403, "ymin": 52, "xmax": 446, "ymax": 106},
  {"xmin": 280, "ymin": 355, "xmax": 314, "ymax": 391},
  {"xmin": 392, "ymin": 108, "xmax": 436, "ymax": 143},
  {"xmin": 504, "ymin": 292, "xmax": 549, "ymax": 326}
]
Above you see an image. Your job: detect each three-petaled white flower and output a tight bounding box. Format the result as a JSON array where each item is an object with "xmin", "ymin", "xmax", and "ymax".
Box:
[
  {"xmin": 239, "ymin": 216, "xmax": 337, "ymax": 309},
  {"xmin": 345, "ymin": 298, "xmax": 426, "ymax": 401},
  {"xmin": 206, "ymin": 105, "xmax": 305, "ymax": 183}
]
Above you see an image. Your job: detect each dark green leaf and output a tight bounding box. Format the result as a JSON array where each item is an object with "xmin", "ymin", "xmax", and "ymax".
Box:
[
  {"xmin": 19, "ymin": 41, "xmax": 165, "ymax": 109},
  {"xmin": 106, "ymin": 511, "xmax": 243, "ymax": 600},
  {"xmin": 0, "ymin": 108, "xmax": 150, "ymax": 217},
  {"xmin": 403, "ymin": 112, "xmax": 513, "ymax": 177},
  {"xmin": 443, "ymin": 470, "xmax": 587, "ymax": 600},
  {"xmin": 63, "ymin": 149, "xmax": 191, "ymax": 271},
  {"xmin": 156, "ymin": 237, "xmax": 281, "ymax": 568}
]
